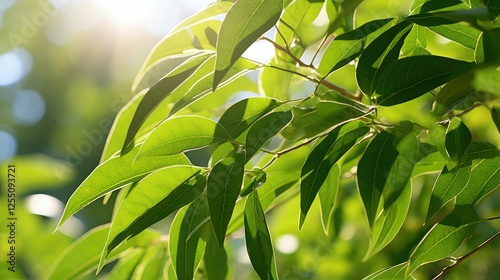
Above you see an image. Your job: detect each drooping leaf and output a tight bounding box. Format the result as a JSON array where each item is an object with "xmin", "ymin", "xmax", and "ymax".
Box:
[
  {"xmin": 375, "ymin": 56, "xmax": 474, "ymax": 106},
  {"xmin": 245, "ymin": 111, "xmax": 293, "ymax": 161},
  {"xmin": 138, "ymin": 116, "xmax": 232, "ymax": 157},
  {"xmin": 366, "ymin": 181, "xmax": 412, "ymax": 259},
  {"xmin": 204, "ymin": 230, "xmax": 229, "ymax": 280},
  {"xmin": 207, "ymin": 151, "xmax": 246, "ymax": 247},
  {"xmin": 244, "ymin": 191, "xmax": 279, "ymax": 280},
  {"xmin": 109, "ymin": 248, "xmax": 144, "ymax": 280},
  {"xmin": 214, "ymin": 0, "xmax": 283, "ymax": 89},
  {"xmin": 445, "ymin": 117, "xmax": 472, "ymax": 169},
  {"xmin": 130, "ymin": 243, "xmax": 168, "ymax": 280},
  {"xmin": 356, "ymin": 20, "xmax": 413, "ymax": 96},
  {"xmin": 318, "ymin": 164, "xmax": 341, "ymax": 235},
  {"xmin": 363, "ymin": 262, "xmax": 415, "ymax": 280},
  {"xmin": 300, "ymin": 121, "xmax": 369, "ymax": 228},
  {"xmin": 100, "ymin": 166, "xmax": 206, "ymax": 264},
  {"xmin": 456, "ymin": 156, "xmax": 500, "ymax": 205},
  {"xmin": 47, "ymin": 225, "xmax": 160, "ymax": 280},
  {"xmin": 218, "ymin": 97, "xmax": 282, "ymax": 139},
  {"xmin": 407, "ymin": 205, "xmax": 483, "ymax": 275},
  {"xmin": 241, "ymin": 170, "xmax": 267, "ymax": 197},
  {"xmin": 56, "ymin": 145, "xmax": 189, "ymax": 229},
  {"xmin": 123, "ymin": 54, "xmax": 212, "ymax": 153},
  {"xmin": 357, "ymin": 121, "xmax": 419, "ymax": 226},
  {"xmin": 492, "ymin": 107, "xmax": 500, "ymax": 133},
  {"xmin": 319, "ymin": 18, "xmax": 395, "ymax": 75},
  {"xmin": 169, "ymin": 198, "xmax": 208, "ymax": 280},
  {"xmin": 426, "ymin": 162, "xmax": 471, "ymax": 222}
]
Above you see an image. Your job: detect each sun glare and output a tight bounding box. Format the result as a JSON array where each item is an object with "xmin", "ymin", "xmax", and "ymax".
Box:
[{"xmin": 93, "ymin": 0, "xmax": 148, "ymax": 26}]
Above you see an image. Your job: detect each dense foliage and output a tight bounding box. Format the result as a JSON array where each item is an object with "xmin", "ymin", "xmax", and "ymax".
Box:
[{"xmin": 52, "ymin": 0, "xmax": 500, "ymax": 279}]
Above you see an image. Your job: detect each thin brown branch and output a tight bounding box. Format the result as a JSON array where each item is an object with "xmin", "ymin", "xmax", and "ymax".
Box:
[{"xmin": 260, "ymin": 36, "xmax": 309, "ymax": 68}]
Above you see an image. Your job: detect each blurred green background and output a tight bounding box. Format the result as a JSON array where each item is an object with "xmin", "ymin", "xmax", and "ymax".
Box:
[{"xmin": 0, "ymin": 0, "xmax": 499, "ymax": 279}]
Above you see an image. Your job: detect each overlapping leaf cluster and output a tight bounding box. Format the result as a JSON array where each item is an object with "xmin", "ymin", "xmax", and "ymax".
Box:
[{"xmin": 52, "ymin": 0, "xmax": 500, "ymax": 279}]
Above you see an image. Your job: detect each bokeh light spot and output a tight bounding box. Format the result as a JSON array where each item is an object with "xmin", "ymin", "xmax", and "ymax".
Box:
[
  {"xmin": 0, "ymin": 51, "xmax": 24, "ymax": 86},
  {"xmin": 276, "ymin": 234, "xmax": 299, "ymax": 254},
  {"xmin": 12, "ymin": 90, "xmax": 46, "ymax": 125},
  {"xmin": 0, "ymin": 130, "xmax": 17, "ymax": 161}
]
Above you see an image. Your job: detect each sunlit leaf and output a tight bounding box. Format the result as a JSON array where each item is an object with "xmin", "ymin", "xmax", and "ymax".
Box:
[
  {"xmin": 428, "ymin": 23, "xmax": 481, "ymax": 49},
  {"xmin": 214, "ymin": 0, "xmax": 283, "ymax": 89},
  {"xmin": 169, "ymin": 197, "xmax": 208, "ymax": 280},
  {"xmin": 376, "ymin": 56, "xmax": 473, "ymax": 106},
  {"xmin": 138, "ymin": 116, "xmax": 232, "ymax": 157},
  {"xmin": 244, "ymin": 191, "xmax": 279, "ymax": 280},
  {"xmin": 208, "ymin": 151, "xmax": 246, "ymax": 247},
  {"xmin": 240, "ymin": 170, "xmax": 267, "ymax": 197},
  {"xmin": 47, "ymin": 225, "xmax": 160, "ymax": 280},
  {"xmin": 358, "ymin": 121, "xmax": 419, "ymax": 226},
  {"xmin": 492, "ymin": 107, "xmax": 500, "ymax": 133},
  {"xmin": 130, "ymin": 244, "xmax": 168, "ymax": 280},
  {"xmin": 356, "ymin": 20, "xmax": 413, "ymax": 96},
  {"xmin": 433, "ymin": 70, "xmax": 476, "ymax": 116},
  {"xmin": 169, "ymin": 1, "xmax": 234, "ymax": 35},
  {"xmin": 462, "ymin": 142, "xmax": 500, "ymax": 162},
  {"xmin": 363, "ymin": 262, "xmax": 415, "ymax": 280},
  {"xmin": 204, "ymin": 230, "xmax": 229, "ymax": 280},
  {"xmin": 411, "ymin": 150, "xmax": 447, "ymax": 178},
  {"xmin": 445, "ymin": 117, "xmax": 472, "ymax": 169},
  {"xmin": 245, "ymin": 111, "xmax": 293, "ymax": 161},
  {"xmin": 402, "ymin": 25, "xmax": 430, "ymax": 56},
  {"xmin": 56, "ymin": 145, "xmax": 189, "ymax": 229},
  {"xmin": 407, "ymin": 205, "xmax": 483, "ymax": 275},
  {"xmin": 456, "ymin": 156, "xmax": 500, "ymax": 205},
  {"xmin": 320, "ymin": 18, "xmax": 394, "ymax": 75},
  {"xmin": 109, "ymin": 248, "xmax": 144, "ymax": 280},
  {"xmin": 100, "ymin": 166, "xmax": 206, "ymax": 264},
  {"xmin": 300, "ymin": 121, "xmax": 369, "ymax": 228},
  {"xmin": 319, "ymin": 164, "xmax": 341, "ymax": 235},
  {"xmin": 366, "ymin": 181, "xmax": 412, "ymax": 259}
]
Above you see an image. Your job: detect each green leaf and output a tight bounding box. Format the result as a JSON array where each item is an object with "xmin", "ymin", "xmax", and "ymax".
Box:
[
  {"xmin": 214, "ymin": 0, "xmax": 283, "ymax": 89},
  {"xmin": 366, "ymin": 181, "xmax": 412, "ymax": 259},
  {"xmin": 402, "ymin": 25, "xmax": 430, "ymax": 56},
  {"xmin": 138, "ymin": 116, "xmax": 232, "ymax": 157},
  {"xmin": 492, "ymin": 107, "xmax": 500, "ymax": 133},
  {"xmin": 375, "ymin": 56, "xmax": 473, "ymax": 106},
  {"xmin": 208, "ymin": 152, "xmax": 246, "ymax": 247},
  {"xmin": 445, "ymin": 117, "xmax": 472, "ymax": 168},
  {"xmin": 319, "ymin": 164, "xmax": 341, "ymax": 235},
  {"xmin": 300, "ymin": 121, "xmax": 369, "ymax": 228},
  {"xmin": 47, "ymin": 225, "xmax": 160, "ymax": 280},
  {"xmin": 426, "ymin": 162, "xmax": 471, "ymax": 222},
  {"xmin": 169, "ymin": 1, "xmax": 234, "ymax": 35},
  {"xmin": 204, "ymin": 231, "xmax": 229, "ymax": 280},
  {"xmin": 407, "ymin": 205, "xmax": 482, "ymax": 275},
  {"xmin": 56, "ymin": 145, "xmax": 189, "ymax": 229},
  {"xmin": 356, "ymin": 20, "xmax": 413, "ymax": 96},
  {"xmin": 109, "ymin": 248, "xmax": 144, "ymax": 280},
  {"xmin": 169, "ymin": 198, "xmax": 208, "ymax": 280},
  {"xmin": 462, "ymin": 142, "xmax": 500, "ymax": 162},
  {"xmin": 100, "ymin": 166, "xmax": 206, "ymax": 263},
  {"xmin": 259, "ymin": 61, "xmax": 293, "ymax": 99},
  {"xmin": 218, "ymin": 97, "xmax": 282, "ymax": 139},
  {"xmin": 319, "ymin": 18, "xmax": 395, "ymax": 76},
  {"xmin": 428, "ymin": 23, "xmax": 481, "ymax": 49},
  {"xmin": 456, "ymin": 156, "xmax": 500, "ymax": 205},
  {"xmin": 123, "ymin": 54, "xmax": 212, "ymax": 153},
  {"xmin": 244, "ymin": 191, "xmax": 279, "ymax": 280},
  {"xmin": 433, "ymin": 70, "xmax": 476, "ymax": 116},
  {"xmin": 130, "ymin": 244, "xmax": 168, "ymax": 280},
  {"xmin": 411, "ymin": 151, "xmax": 447, "ymax": 178},
  {"xmin": 241, "ymin": 170, "xmax": 267, "ymax": 197},
  {"xmin": 363, "ymin": 262, "xmax": 415, "ymax": 280},
  {"xmin": 245, "ymin": 111, "xmax": 293, "ymax": 161},
  {"xmin": 357, "ymin": 122, "xmax": 419, "ymax": 226}
]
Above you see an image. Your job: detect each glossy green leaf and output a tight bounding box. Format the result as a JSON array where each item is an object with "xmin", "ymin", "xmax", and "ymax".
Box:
[
  {"xmin": 456, "ymin": 157, "xmax": 500, "ymax": 205},
  {"xmin": 320, "ymin": 18, "xmax": 394, "ymax": 75},
  {"xmin": 375, "ymin": 56, "xmax": 473, "ymax": 106},
  {"xmin": 428, "ymin": 23, "xmax": 481, "ymax": 49},
  {"xmin": 214, "ymin": 0, "xmax": 283, "ymax": 89},
  {"xmin": 204, "ymin": 230, "xmax": 229, "ymax": 280},
  {"xmin": 218, "ymin": 97, "xmax": 282, "ymax": 139},
  {"xmin": 433, "ymin": 70, "xmax": 476, "ymax": 116},
  {"xmin": 244, "ymin": 191, "xmax": 279, "ymax": 280},
  {"xmin": 47, "ymin": 225, "xmax": 160, "ymax": 280},
  {"xmin": 100, "ymin": 166, "xmax": 206, "ymax": 264},
  {"xmin": 408, "ymin": 205, "xmax": 482, "ymax": 275},
  {"xmin": 492, "ymin": 107, "xmax": 500, "ymax": 133},
  {"xmin": 445, "ymin": 117, "xmax": 472, "ymax": 168},
  {"xmin": 358, "ymin": 122, "xmax": 419, "ymax": 226},
  {"xmin": 169, "ymin": 1, "xmax": 234, "ymax": 35},
  {"xmin": 169, "ymin": 197, "xmax": 208, "ymax": 280},
  {"xmin": 123, "ymin": 54, "xmax": 212, "ymax": 153},
  {"xmin": 170, "ymin": 57, "xmax": 261, "ymax": 116},
  {"xmin": 245, "ymin": 111, "xmax": 293, "ymax": 161},
  {"xmin": 138, "ymin": 116, "xmax": 232, "ymax": 157},
  {"xmin": 300, "ymin": 121, "xmax": 369, "ymax": 228},
  {"xmin": 56, "ymin": 145, "xmax": 189, "ymax": 229},
  {"xmin": 109, "ymin": 248, "xmax": 144, "ymax": 280},
  {"xmin": 363, "ymin": 262, "xmax": 415, "ymax": 280},
  {"xmin": 207, "ymin": 152, "xmax": 246, "ymax": 247},
  {"xmin": 366, "ymin": 181, "xmax": 412, "ymax": 259},
  {"xmin": 402, "ymin": 25, "xmax": 430, "ymax": 56},
  {"xmin": 356, "ymin": 20, "xmax": 413, "ymax": 96},
  {"xmin": 411, "ymin": 151, "xmax": 447, "ymax": 177},
  {"xmin": 259, "ymin": 61, "xmax": 293, "ymax": 99},
  {"xmin": 241, "ymin": 170, "xmax": 267, "ymax": 197},
  {"xmin": 318, "ymin": 164, "xmax": 341, "ymax": 235}
]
